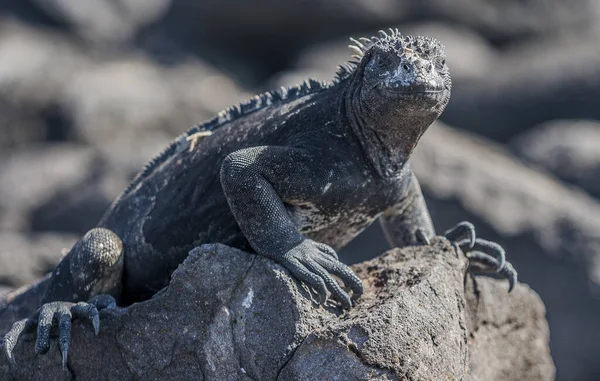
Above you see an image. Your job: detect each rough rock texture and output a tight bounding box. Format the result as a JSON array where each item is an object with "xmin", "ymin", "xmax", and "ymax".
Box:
[
  {"xmin": 441, "ymin": 28, "xmax": 600, "ymax": 141},
  {"xmin": 0, "ymin": 233, "xmax": 76, "ymax": 288},
  {"xmin": 272, "ymin": 22, "xmax": 497, "ymax": 88},
  {"xmin": 0, "ymin": 20, "xmax": 87, "ymax": 149},
  {"xmin": 0, "ymin": 18, "xmax": 246, "ymax": 153},
  {"xmin": 0, "ymin": 240, "xmax": 553, "ymax": 380},
  {"xmin": 145, "ymin": 0, "xmax": 597, "ymax": 71},
  {"xmin": 0, "ymin": 144, "xmax": 109, "ymax": 233},
  {"xmin": 27, "ymin": 0, "xmax": 170, "ymax": 44},
  {"xmin": 412, "ymin": 122, "xmax": 600, "ymax": 381},
  {"xmin": 510, "ymin": 120, "xmax": 600, "ymax": 199},
  {"xmin": 465, "ymin": 275, "xmax": 554, "ymax": 381}
]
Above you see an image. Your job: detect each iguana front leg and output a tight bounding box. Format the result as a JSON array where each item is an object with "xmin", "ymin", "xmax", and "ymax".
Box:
[
  {"xmin": 3, "ymin": 228, "xmax": 123, "ymax": 368},
  {"xmin": 221, "ymin": 146, "xmax": 363, "ymax": 308},
  {"xmin": 379, "ymin": 173, "xmax": 517, "ymax": 291}
]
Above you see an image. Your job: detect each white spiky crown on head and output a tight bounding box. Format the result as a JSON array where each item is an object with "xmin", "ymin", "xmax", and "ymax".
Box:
[{"xmin": 335, "ymin": 28, "xmax": 445, "ymax": 82}]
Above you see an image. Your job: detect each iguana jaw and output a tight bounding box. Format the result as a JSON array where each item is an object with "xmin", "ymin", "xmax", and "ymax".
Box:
[{"xmin": 343, "ymin": 30, "xmax": 452, "ymax": 178}]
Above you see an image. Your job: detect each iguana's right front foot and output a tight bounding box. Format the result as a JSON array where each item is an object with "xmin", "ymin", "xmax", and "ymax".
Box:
[
  {"xmin": 281, "ymin": 239, "xmax": 363, "ymax": 309},
  {"xmin": 3, "ymin": 294, "xmax": 116, "ymax": 369},
  {"xmin": 3, "ymin": 227, "xmax": 124, "ymax": 369}
]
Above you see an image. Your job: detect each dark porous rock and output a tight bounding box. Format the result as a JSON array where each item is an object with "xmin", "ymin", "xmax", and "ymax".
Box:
[
  {"xmin": 465, "ymin": 276, "xmax": 554, "ymax": 381},
  {"xmin": 0, "ymin": 232, "xmax": 77, "ymax": 289},
  {"xmin": 0, "ymin": 19, "xmax": 246, "ymax": 154},
  {"xmin": 442, "ymin": 29, "xmax": 600, "ymax": 141},
  {"xmin": 413, "ymin": 121, "xmax": 599, "ymax": 381},
  {"xmin": 412, "ymin": 0, "xmax": 597, "ymax": 44},
  {"xmin": 145, "ymin": 0, "xmax": 596, "ymax": 74},
  {"xmin": 0, "ymin": 240, "xmax": 553, "ymax": 380},
  {"xmin": 63, "ymin": 56, "xmax": 246, "ymax": 152},
  {"xmin": 0, "ymin": 143, "xmax": 121, "ymax": 235},
  {"xmin": 272, "ymin": 22, "xmax": 498, "ymax": 89},
  {"xmin": 510, "ymin": 119, "xmax": 600, "ymax": 200},
  {"xmin": 0, "ymin": 144, "xmax": 104, "ymax": 232},
  {"xmin": 22, "ymin": 0, "xmax": 171, "ymax": 44},
  {"xmin": 0, "ymin": 20, "xmax": 87, "ymax": 149}
]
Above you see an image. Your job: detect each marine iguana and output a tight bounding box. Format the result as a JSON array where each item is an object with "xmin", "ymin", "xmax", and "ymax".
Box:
[{"xmin": 2, "ymin": 29, "xmax": 517, "ymax": 368}]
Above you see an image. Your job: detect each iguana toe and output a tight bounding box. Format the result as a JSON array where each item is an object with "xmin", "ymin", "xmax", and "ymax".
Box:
[
  {"xmin": 282, "ymin": 239, "xmax": 362, "ymax": 309},
  {"xmin": 464, "ymin": 249, "xmax": 517, "ymax": 293},
  {"xmin": 34, "ymin": 302, "xmax": 61, "ymax": 354},
  {"xmin": 4, "ymin": 317, "xmax": 36, "ymax": 365},
  {"xmin": 71, "ymin": 302, "xmax": 100, "ymax": 335},
  {"xmin": 444, "ymin": 221, "xmax": 476, "ymax": 249},
  {"xmin": 285, "ymin": 257, "xmax": 329, "ymax": 304},
  {"xmin": 2, "ymin": 295, "xmax": 116, "ymax": 368},
  {"xmin": 460, "ymin": 238, "xmax": 506, "ymax": 272},
  {"xmin": 314, "ymin": 255, "xmax": 364, "ymax": 298},
  {"xmin": 500, "ymin": 262, "xmax": 518, "ymax": 292},
  {"xmin": 88, "ymin": 294, "xmax": 117, "ymax": 310},
  {"xmin": 314, "ymin": 242, "xmax": 339, "ymax": 260}
]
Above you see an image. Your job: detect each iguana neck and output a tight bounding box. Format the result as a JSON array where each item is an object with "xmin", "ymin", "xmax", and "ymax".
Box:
[{"xmin": 342, "ymin": 79, "xmax": 435, "ymax": 179}]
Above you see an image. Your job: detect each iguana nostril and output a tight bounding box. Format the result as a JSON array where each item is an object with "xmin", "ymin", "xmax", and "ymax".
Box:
[{"xmin": 402, "ymin": 64, "xmax": 411, "ymax": 72}]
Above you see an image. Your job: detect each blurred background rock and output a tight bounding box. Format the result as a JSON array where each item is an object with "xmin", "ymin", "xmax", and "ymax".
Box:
[{"xmin": 0, "ymin": 1, "xmax": 599, "ymax": 379}]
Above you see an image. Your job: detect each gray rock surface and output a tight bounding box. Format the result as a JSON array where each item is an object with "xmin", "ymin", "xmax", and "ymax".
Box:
[
  {"xmin": 442, "ymin": 28, "xmax": 600, "ymax": 141},
  {"xmin": 0, "ymin": 18, "xmax": 246, "ymax": 154},
  {"xmin": 510, "ymin": 120, "xmax": 600, "ymax": 199},
  {"xmin": 412, "ymin": 122, "xmax": 600, "ymax": 381},
  {"xmin": 0, "ymin": 144, "xmax": 108, "ymax": 233},
  {"xmin": 272, "ymin": 22, "xmax": 498, "ymax": 88},
  {"xmin": 146, "ymin": 0, "xmax": 598, "ymax": 71},
  {"xmin": 27, "ymin": 0, "xmax": 170, "ymax": 44},
  {"xmin": 0, "ymin": 20, "xmax": 87, "ymax": 149},
  {"xmin": 0, "ymin": 240, "xmax": 553, "ymax": 380},
  {"xmin": 0, "ymin": 232, "xmax": 76, "ymax": 288}
]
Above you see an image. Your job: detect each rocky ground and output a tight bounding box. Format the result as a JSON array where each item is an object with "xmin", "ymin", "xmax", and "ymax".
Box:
[
  {"xmin": 0, "ymin": 1, "xmax": 599, "ymax": 379},
  {"xmin": 0, "ymin": 240, "xmax": 554, "ymax": 380}
]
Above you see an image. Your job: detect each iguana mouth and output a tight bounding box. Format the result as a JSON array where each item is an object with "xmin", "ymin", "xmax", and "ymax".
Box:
[{"xmin": 379, "ymin": 86, "xmax": 446, "ymax": 98}]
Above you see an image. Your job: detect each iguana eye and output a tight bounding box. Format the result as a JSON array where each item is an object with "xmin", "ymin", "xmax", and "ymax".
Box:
[{"xmin": 375, "ymin": 55, "xmax": 392, "ymax": 69}]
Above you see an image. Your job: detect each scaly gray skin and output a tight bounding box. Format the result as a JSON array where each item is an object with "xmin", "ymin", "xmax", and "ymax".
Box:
[{"xmin": 2, "ymin": 29, "xmax": 517, "ymax": 369}]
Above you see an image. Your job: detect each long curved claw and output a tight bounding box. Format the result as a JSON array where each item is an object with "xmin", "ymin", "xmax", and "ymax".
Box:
[
  {"xmin": 444, "ymin": 221, "xmax": 476, "ymax": 249},
  {"xmin": 305, "ymin": 260, "xmax": 351, "ymax": 309},
  {"xmin": 500, "ymin": 262, "xmax": 518, "ymax": 292},
  {"xmin": 4, "ymin": 317, "xmax": 37, "ymax": 365},
  {"xmin": 281, "ymin": 239, "xmax": 363, "ymax": 309},
  {"xmin": 285, "ymin": 257, "xmax": 328, "ymax": 304},
  {"xmin": 314, "ymin": 242, "xmax": 339, "ymax": 260},
  {"xmin": 71, "ymin": 302, "xmax": 100, "ymax": 336},
  {"xmin": 467, "ymin": 252, "xmax": 518, "ymax": 292},
  {"xmin": 88, "ymin": 294, "xmax": 116, "ymax": 310},
  {"xmin": 34, "ymin": 304, "xmax": 55, "ymax": 355},
  {"xmin": 465, "ymin": 239, "xmax": 506, "ymax": 272},
  {"xmin": 3, "ymin": 295, "xmax": 116, "ymax": 367},
  {"xmin": 466, "ymin": 251, "xmax": 501, "ymax": 271},
  {"xmin": 415, "ymin": 228, "xmax": 431, "ymax": 245},
  {"xmin": 444, "ymin": 221, "xmax": 517, "ymax": 293},
  {"xmin": 314, "ymin": 255, "xmax": 363, "ymax": 298},
  {"xmin": 56, "ymin": 305, "xmax": 72, "ymax": 370},
  {"xmin": 473, "ymin": 239, "xmax": 505, "ymax": 271}
]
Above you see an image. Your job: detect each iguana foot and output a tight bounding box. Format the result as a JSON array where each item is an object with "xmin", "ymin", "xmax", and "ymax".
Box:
[
  {"xmin": 281, "ymin": 239, "xmax": 363, "ymax": 309},
  {"xmin": 444, "ymin": 221, "xmax": 476, "ymax": 249},
  {"xmin": 445, "ymin": 221, "xmax": 517, "ymax": 292},
  {"xmin": 3, "ymin": 294, "xmax": 116, "ymax": 370}
]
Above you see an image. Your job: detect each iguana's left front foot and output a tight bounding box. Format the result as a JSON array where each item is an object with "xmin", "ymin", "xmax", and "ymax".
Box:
[
  {"xmin": 443, "ymin": 221, "xmax": 517, "ymax": 292},
  {"xmin": 3, "ymin": 294, "xmax": 115, "ymax": 369}
]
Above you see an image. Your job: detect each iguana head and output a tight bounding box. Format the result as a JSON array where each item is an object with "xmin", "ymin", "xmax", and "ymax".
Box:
[
  {"xmin": 339, "ymin": 29, "xmax": 451, "ymax": 176},
  {"xmin": 345, "ymin": 29, "xmax": 451, "ymax": 116}
]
